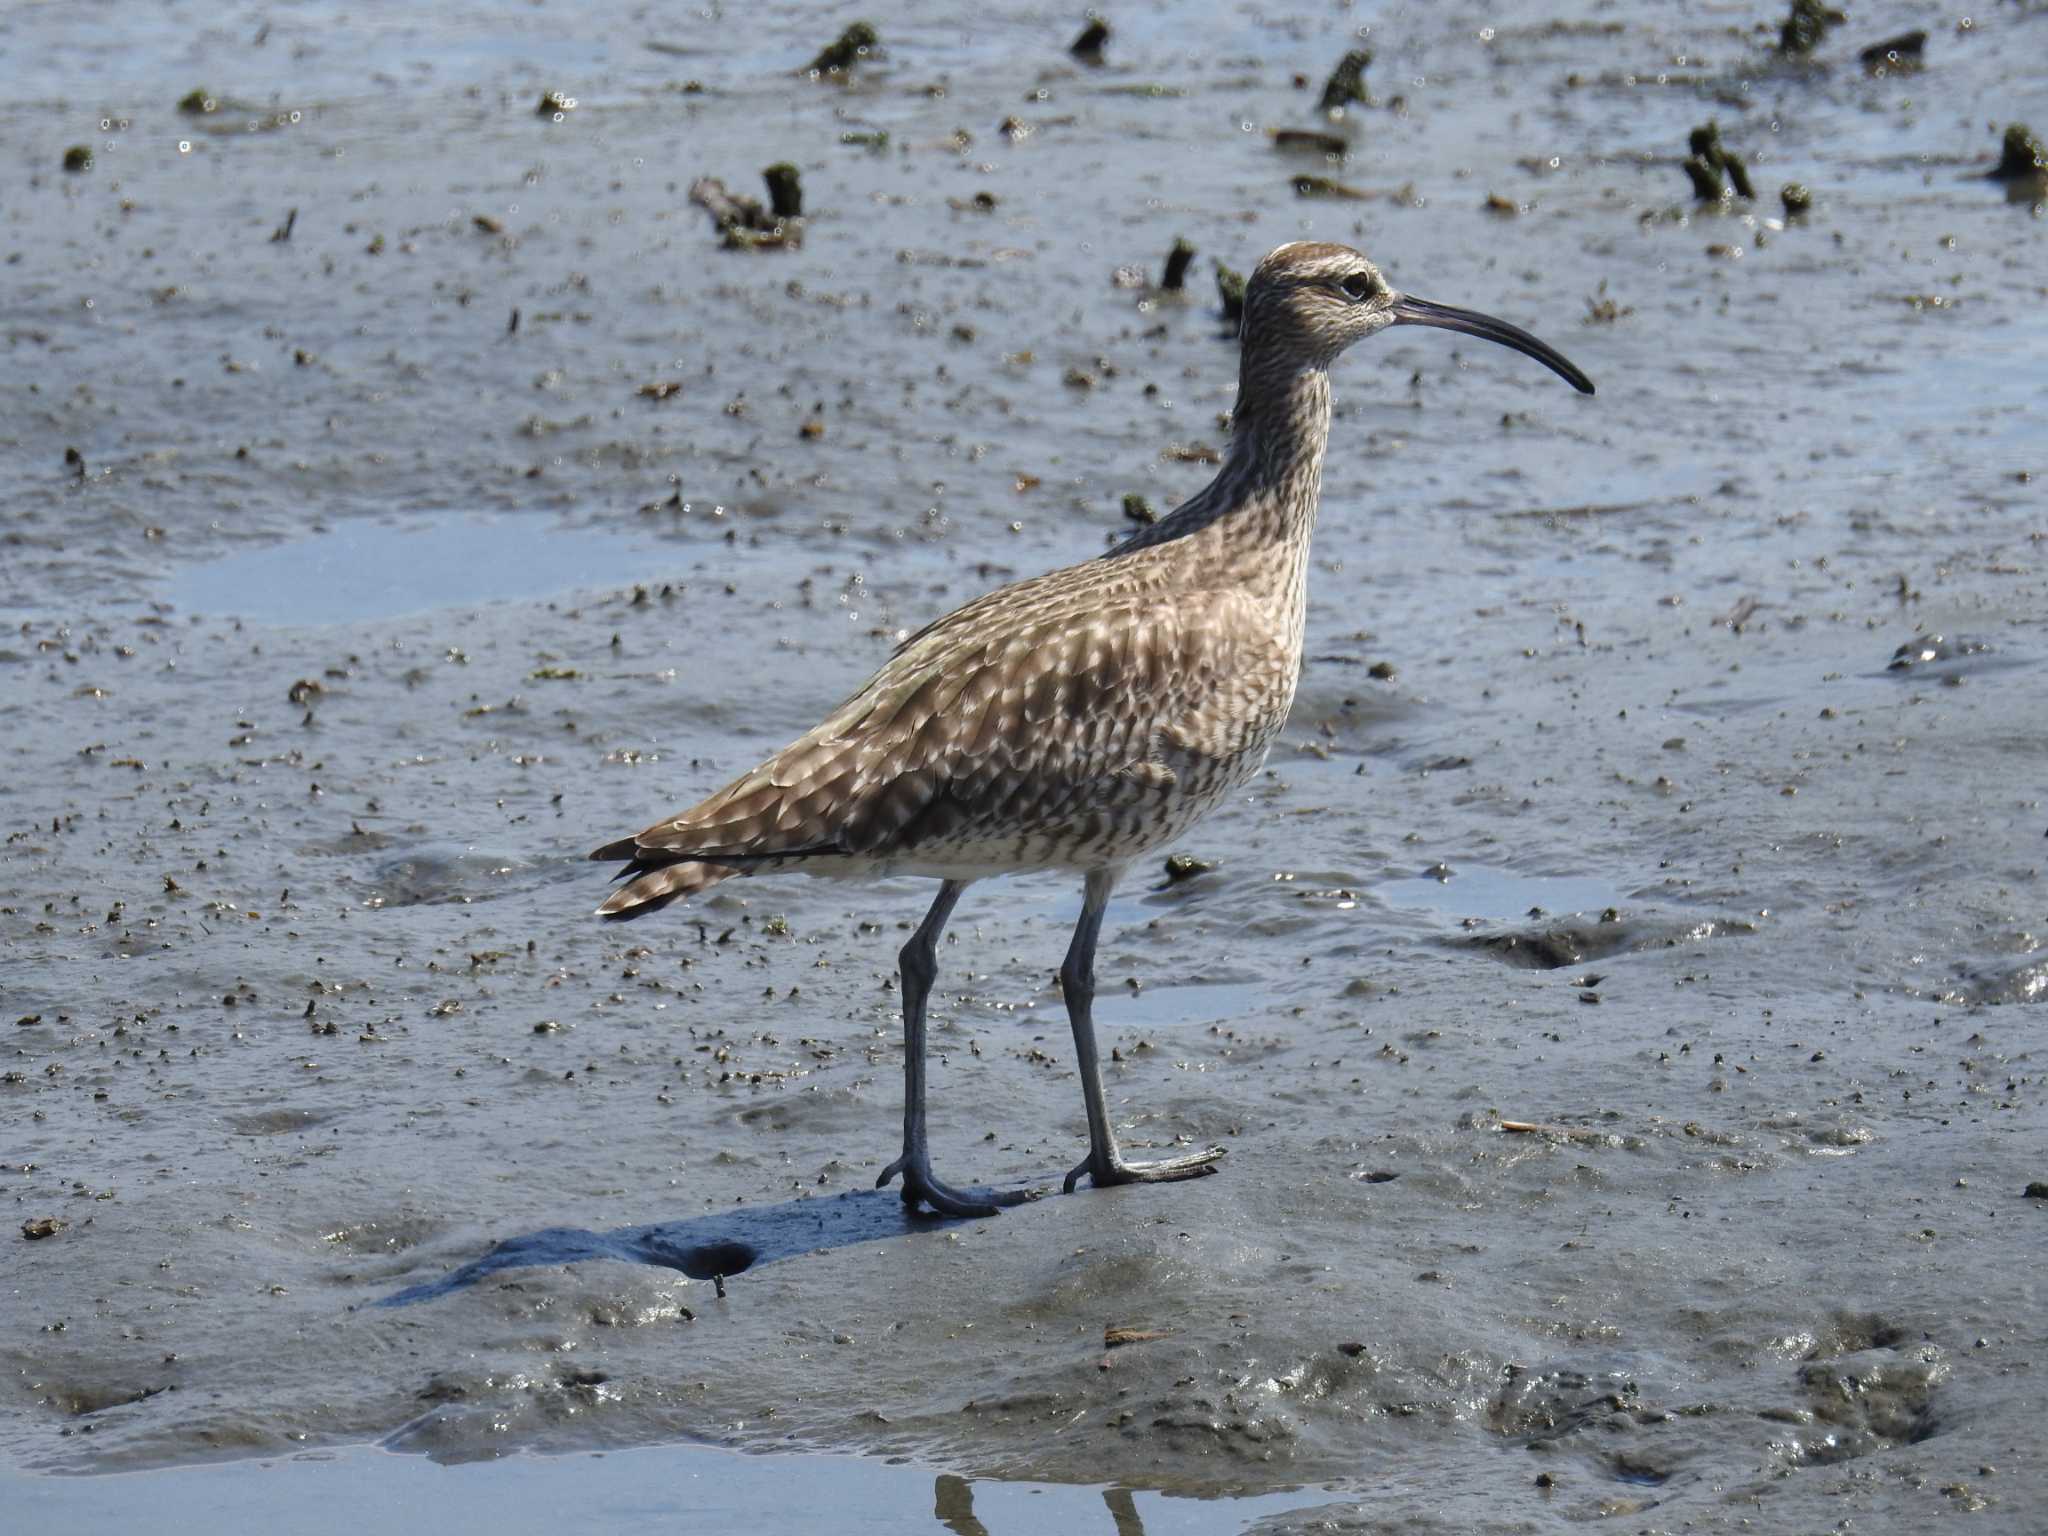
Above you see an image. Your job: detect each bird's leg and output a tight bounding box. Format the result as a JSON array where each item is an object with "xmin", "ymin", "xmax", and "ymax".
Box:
[
  {"xmin": 875, "ymin": 879, "xmax": 1034, "ymax": 1218},
  {"xmin": 1061, "ymin": 866, "xmax": 1227, "ymax": 1193}
]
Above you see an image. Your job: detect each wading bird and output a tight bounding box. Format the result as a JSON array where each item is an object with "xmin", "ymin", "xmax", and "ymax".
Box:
[{"xmin": 593, "ymin": 242, "xmax": 1593, "ymax": 1216}]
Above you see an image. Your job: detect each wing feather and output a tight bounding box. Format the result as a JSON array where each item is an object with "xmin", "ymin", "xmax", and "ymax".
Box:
[{"xmin": 591, "ymin": 575, "xmax": 1290, "ymax": 914}]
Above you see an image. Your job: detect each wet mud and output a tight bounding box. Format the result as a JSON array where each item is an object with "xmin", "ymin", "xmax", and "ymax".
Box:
[{"xmin": 4, "ymin": 0, "xmax": 2045, "ymax": 1530}]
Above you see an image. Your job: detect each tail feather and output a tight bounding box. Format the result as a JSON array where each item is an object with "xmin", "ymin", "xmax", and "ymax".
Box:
[
  {"xmin": 595, "ymin": 858, "xmax": 742, "ymax": 919},
  {"xmin": 589, "ymin": 748, "xmax": 852, "ymax": 919}
]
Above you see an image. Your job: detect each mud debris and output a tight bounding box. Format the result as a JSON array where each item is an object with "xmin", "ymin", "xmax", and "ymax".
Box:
[
  {"xmin": 1214, "ymin": 260, "xmax": 1245, "ymax": 322},
  {"xmin": 1859, "ymin": 31, "xmax": 1926, "ymax": 75},
  {"xmin": 689, "ymin": 175, "xmax": 802, "ymax": 250},
  {"xmin": 1291, "ymin": 174, "xmax": 1370, "ymax": 200},
  {"xmin": 762, "ymin": 162, "xmax": 803, "ymax": 219},
  {"xmin": 1069, "ymin": 15, "xmax": 1110, "ymax": 65},
  {"xmin": 1887, "ymin": 633, "xmax": 1992, "ymax": 671},
  {"xmin": 1272, "ymin": 128, "xmax": 1347, "ymax": 157},
  {"xmin": 1317, "ymin": 48, "xmax": 1372, "ymax": 114},
  {"xmin": 804, "ymin": 21, "xmax": 877, "ymax": 77},
  {"xmin": 1160, "ymin": 237, "xmax": 1195, "ymax": 291},
  {"xmin": 1779, "ymin": 0, "xmax": 1845, "ymax": 56},
  {"xmin": 1991, "ymin": 123, "xmax": 2046, "ymax": 181},
  {"xmin": 1685, "ymin": 121, "xmax": 1754, "ymax": 201}
]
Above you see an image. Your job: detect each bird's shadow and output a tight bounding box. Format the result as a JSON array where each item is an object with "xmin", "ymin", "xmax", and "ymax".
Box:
[{"xmin": 375, "ymin": 1187, "xmax": 999, "ymax": 1308}]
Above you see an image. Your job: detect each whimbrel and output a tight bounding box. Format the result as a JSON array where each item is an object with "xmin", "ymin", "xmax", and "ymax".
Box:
[{"xmin": 593, "ymin": 242, "xmax": 1593, "ymax": 1217}]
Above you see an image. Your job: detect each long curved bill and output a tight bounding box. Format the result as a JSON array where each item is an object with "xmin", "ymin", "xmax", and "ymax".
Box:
[{"xmin": 1391, "ymin": 295, "xmax": 1595, "ymax": 395}]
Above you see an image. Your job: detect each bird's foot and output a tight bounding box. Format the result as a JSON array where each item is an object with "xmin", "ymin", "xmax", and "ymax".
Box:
[
  {"xmin": 1062, "ymin": 1144, "xmax": 1227, "ymax": 1194},
  {"xmin": 877, "ymin": 1153, "xmax": 1038, "ymax": 1219}
]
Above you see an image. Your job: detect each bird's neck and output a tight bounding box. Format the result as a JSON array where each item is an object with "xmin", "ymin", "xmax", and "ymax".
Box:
[
  {"xmin": 1121, "ymin": 351, "xmax": 1332, "ymax": 552},
  {"xmin": 1221, "ymin": 350, "xmax": 1332, "ymax": 531},
  {"xmin": 1115, "ymin": 351, "xmax": 1330, "ymax": 644}
]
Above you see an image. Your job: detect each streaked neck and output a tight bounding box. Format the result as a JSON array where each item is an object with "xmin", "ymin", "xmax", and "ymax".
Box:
[{"xmin": 1117, "ymin": 349, "xmax": 1332, "ymax": 559}]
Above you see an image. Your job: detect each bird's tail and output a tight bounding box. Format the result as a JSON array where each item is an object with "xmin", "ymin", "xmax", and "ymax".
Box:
[{"xmin": 591, "ymin": 842, "xmax": 744, "ymax": 920}]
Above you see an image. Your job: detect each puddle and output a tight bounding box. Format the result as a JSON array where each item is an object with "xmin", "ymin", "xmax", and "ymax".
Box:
[
  {"xmin": 1104, "ymin": 979, "xmax": 1265, "ymax": 1030},
  {"xmin": 1375, "ymin": 867, "xmax": 1621, "ymax": 923},
  {"xmin": 161, "ymin": 515, "xmax": 708, "ymax": 626},
  {"xmin": 0, "ymin": 1444, "xmax": 1329, "ymax": 1536}
]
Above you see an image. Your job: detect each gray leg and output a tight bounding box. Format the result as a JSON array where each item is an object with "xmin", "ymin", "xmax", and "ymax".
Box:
[
  {"xmin": 875, "ymin": 879, "xmax": 1035, "ymax": 1218},
  {"xmin": 1061, "ymin": 865, "xmax": 1227, "ymax": 1194}
]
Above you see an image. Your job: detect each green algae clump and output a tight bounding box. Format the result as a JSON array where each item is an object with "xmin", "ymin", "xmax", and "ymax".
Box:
[
  {"xmin": 1779, "ymin": 0, "xmax": 1845, "ymax": 56},
  {"xmin": 805, "ymin": 21, "xmax": 877, "ymax": 76},
  {"xmin": 1992, "ymin": 123, "xmax": 2047, "ymax": 180},
  {"xmin": 1686, "ymin": 121, "xmax": 1754, "ymax": 201},
  {"xmin": 1215, "ymin": 260, "xmax": 1246, "ymax": 324},
  {"xmin": 1317, "ymin": 49, "xmax": 1372, "ymax": 113}
]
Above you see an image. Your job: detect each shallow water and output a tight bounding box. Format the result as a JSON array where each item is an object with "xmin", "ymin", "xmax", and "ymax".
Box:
[
  {"xmin": 163, "ymin": 515, "xmax": 714, "ymax": 627},
  {"xmin": 2, "ymin": 1443, "xmax": 1330, "ymax": 1534},
  {"xmin": 4, "ymin": 0, "xmax": 2046, "ymax": 1531}
]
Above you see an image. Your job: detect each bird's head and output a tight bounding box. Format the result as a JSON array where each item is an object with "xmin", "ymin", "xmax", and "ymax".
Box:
[{"xmin": 1241, "ymin": 241, "xmax": 1593, "ymax": 394}]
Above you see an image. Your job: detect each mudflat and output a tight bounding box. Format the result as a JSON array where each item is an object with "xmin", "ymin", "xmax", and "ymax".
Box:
[{"xmin": 4, "ymin": 2, "xmax": 2043, "ymax": 1531}]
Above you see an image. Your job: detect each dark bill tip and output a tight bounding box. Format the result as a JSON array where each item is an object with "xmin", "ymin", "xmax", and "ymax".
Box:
[{"xmin": 1391, "ymin": 295, "xmax": 1595, "ymax": 395}]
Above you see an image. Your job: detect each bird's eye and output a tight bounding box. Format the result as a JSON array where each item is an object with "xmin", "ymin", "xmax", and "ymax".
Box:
[{"xmin": 1339, "ymin": 272, "xmax": 1374, "ymax": 301}]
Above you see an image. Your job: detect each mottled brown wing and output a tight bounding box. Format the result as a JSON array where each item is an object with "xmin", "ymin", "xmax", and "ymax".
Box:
[
  {"xmin": 853, "ymin": 587, "xmax": 1290, "ymax": 860},
  {"xmin": 595, "ymin": 586, "xmax": 1285, "ymax": 892}
]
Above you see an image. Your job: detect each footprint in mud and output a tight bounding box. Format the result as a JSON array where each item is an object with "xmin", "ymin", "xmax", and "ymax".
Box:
[
  {"xmin": 353, "ymin": 845, "xmax": 544, "ymax": 908},
  {"xmin": 1487, "ymin": 1362, "xmax": 1663, "ymax": 1442},
  {"xmin": 1924, "ymin": 955, "xmax": 2048, "ymax": 1007},
  {"xmin": 1770, "ymin": 1318, "xmax": 1947, "ymax": 1467},
  {"xmin": 1485, "ymin": 1362, "xmax": 1686, "ymax": 1496},
  {"xmin": 225, "ymin": 1107, "xmax": 342, "ymax": 1136},
  {"xmin": 1884, "ymin": 634, "xmax": 2015, "ymax": 675},
  {"xmin": 1457, "ymin": 912, "xmax": 1757, "ymax": 970}
]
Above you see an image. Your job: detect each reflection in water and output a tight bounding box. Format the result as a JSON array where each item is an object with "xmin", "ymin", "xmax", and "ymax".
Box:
[
  {"xmin": 934, "ymin": 1473, "xmax": 990, "ymax": 1536},
  {"xmin": 935, "ymin": 1474, "xmax": 1150, "ymax": 1535},
  {"xmin": 1104, "ymin": 1486, "xmax": 1145, "ymax": 1536}
]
